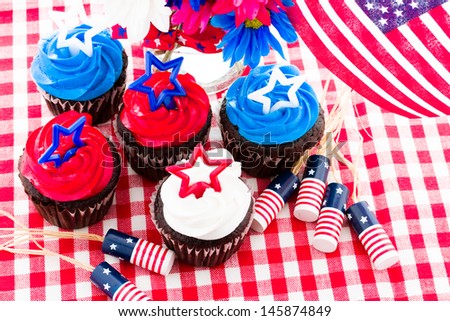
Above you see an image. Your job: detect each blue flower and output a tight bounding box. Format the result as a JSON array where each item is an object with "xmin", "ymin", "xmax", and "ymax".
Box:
[
  {"xmin": 211, "ymin": 9, "xmax": 298, "ymax": 69},
  {"xmin": 166, "ymin": 0, "xmax": 206, "ymax": 11}
]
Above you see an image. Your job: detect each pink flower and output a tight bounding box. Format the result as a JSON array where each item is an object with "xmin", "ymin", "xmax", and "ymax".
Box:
[
  {"xmin": 171, "ymin": 0, "xmax": 214, "ymax": 35},
  {"xmin": 212, "ymin": 0, "xmax": 290, "ymax": 27}
]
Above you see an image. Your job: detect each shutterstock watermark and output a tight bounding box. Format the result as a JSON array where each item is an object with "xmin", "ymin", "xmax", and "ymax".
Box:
[{"xmin": 100, "ymin": 131, "xmax": 347, "ymax": 171}]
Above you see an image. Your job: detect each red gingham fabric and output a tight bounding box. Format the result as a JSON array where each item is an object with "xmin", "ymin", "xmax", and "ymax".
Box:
[{"xmin": 1, "ymin": 1, "xmax": 449, "ymax": 301}]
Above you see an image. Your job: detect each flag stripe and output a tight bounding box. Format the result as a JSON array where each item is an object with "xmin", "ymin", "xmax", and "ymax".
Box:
[
  {"xmin": 337, "ymin": 0, "xmax": 450, "ymax": 113},
  {"xmin": 413, "ymin": 14, "xmax": 450, "ymax": 67},
  {"xmin": 396, "ymin": 25, "xmax": 450, "ymax": 87},
  {"xmin": 321, "ymin": 1, "xmax": 449, "ymax": 115},
  {"xmin": 296, "ymin": 0, "xmax": 450, "ymax": 117},
  {"xmin": 298, "ymin": 1, "xmax": 427, "ymax": 118},
  {"xmin": 429, "ymin": 3, "xmax": 450, "ymax": 38}
]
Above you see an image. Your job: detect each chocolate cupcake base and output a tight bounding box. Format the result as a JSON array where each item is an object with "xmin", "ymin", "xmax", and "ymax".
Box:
[
  {"xmin": 152, "ymin": 183, "xmax": 254, "ymax": 267},
  {"xmin": 219, "ymin": 100, "xmax": 325, "ymax": 178},
  {"xmin": 18, "ymin": 140, "xmax": 122, "ymax": 229},
  {"xmin": 40, "ymin": 51, "xmax": 128, "ymax": 126},
  {"xmin": 116, "ymin": 110, "xmax": 212, "ymax": 182}
]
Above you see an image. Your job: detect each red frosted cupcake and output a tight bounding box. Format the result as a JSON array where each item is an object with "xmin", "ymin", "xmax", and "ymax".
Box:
[
  {"xmin": 116, "ymin": 51, "xmax": 212, "ymax": 181},
  {"xmin": 18, "ymin": 111, "xmax": 121, "ymax": 229}
]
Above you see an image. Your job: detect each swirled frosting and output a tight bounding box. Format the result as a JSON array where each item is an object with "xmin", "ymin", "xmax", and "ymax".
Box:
[
  {"xmin": 30, "ymin": 24, "xmax": 124, "ymax": 101},
  {"xmin": 225, "ymin": 64, "xmax": 319, "ymax": 145},
  {"xmin": 20, "ymin": 111, "xmax": 114, "ymax": 202},
  {"xmin": 120, "ymin": 71, "xmax": 210, "ymax": 147},
  {"xmin": 160, "ymin": 149, "xmax": 252, "ymax": 240}
]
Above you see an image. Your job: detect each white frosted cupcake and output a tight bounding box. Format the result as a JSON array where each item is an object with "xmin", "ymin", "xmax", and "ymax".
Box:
[{"xmin": 152, "ymin": 146, "xmax": 253, "ymax": 267}]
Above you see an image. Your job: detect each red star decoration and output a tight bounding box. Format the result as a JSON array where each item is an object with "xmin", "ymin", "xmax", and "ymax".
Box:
[{"xmin": 166, "ymin": 144, "xmax": 233, "ymax": 199}]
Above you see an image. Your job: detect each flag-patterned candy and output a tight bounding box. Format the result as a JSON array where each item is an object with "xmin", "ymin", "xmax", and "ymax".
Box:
[
  {"xmin": 294, "ymin": 155, "xmax": 330, "ymax": 222},
  {"xmin": 313, "ymin": 183, "xmax": 349, "ymax": 253},
  {"xmin": 251, "ymin": 171, "xmax": 300, "ymax": 232},
  {"xmin": 346, "ymin": 201, "xmax": 399, "ymax": 270},
  {"xmin": 102, "ymin": 229, "xmax": 175, "ymax": 276},
  {"xmin": 90, "ymin": 262, "xmax": 151, "ymax": 301}
]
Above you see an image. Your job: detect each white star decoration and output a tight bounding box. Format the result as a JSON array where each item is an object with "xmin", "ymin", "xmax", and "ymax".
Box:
[
  {"xmin": 347, "ymin": 213, "xmax": 352, "ymax": 220},
  {"xmin": 49, "ymin": 0, "xmax": 106, "ymax": 57},
  {"xmin": 324, "ymin": 162, "xmax": 329, "ymax": 169},
  {"xmin": 292, "ymin": 183, "xmax": 298, "ymax": 189},
  {"xmin": 409, "ymin": 1, "xmax": 419, "ymax": 9},
  {"xmin": 365, "ymin": 2, "xmax": 374, "ymax": 10},
  {"xmin": 336, "ymin": 187, "xmax": 344, "ymax": 194},
  {"xmin": 110, "ymin": 243, "xmax": 117, "ymax": 251},
  {"xmin": 394, "ymin": 0, "xmax": 404, "ymax": 5},
  {"xmin": 154, "ymin": 39, "xmax": 161, "ymax": 47},
  {"xmin": 308, "ymin": 169, "xmax": 315, "ymax": 176},
  {"xmin": 380, "ymin": 6, "xmax": 389, "ymax": 14},
  {"xmin": 394, "ymin": 9, "xmax": 403, "ymax": 17},
  {"xmin": 379, "ymin": 18, "xmax": 388, "ymax": 26},
  {"xmin": 274, "ymin": 183, "xmax": 281, "ymax": 190},
  {"xmin": 102, "ymin": 268, "xmax": 111, "ymax": 275},
  {"xmin": 360, "ymin": 216, "xmax": 368, "ymax": 224},
  {"xmin": 177, "ymin": 35, "xmax": 187, "ymax": 45},
  {"xmin": 247, "ymin": 67, "xmax": 305, "ymax": 115},
  {"xmin": 103, "ymin": 283, "xmax": 111, "ymax": 291},
  {"xmin": 126, "ymin": 238, "xmax": 134, "ymax": 244}
]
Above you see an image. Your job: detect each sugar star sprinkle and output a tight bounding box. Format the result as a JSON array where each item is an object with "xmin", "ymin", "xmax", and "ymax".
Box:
[
  {"xmin": 166, "ymin": 144, "xmax": 233, "ymax": 199},
  {"xmin": 38, "ymin": 116, "xmax": 86, "ymax": 168},
  {"xmin": 247, "ymin": 66, "xmax": 305, "ymax": 115},
  {"xmin": 128, "ymin": 51, "xmax": 186, "ymax": 112}
]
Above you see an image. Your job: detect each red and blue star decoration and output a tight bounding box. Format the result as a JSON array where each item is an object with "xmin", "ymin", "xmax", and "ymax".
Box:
[
  {"xmin": 128, "ymin": 50, "xmax": 186, "ymax": 112},
  {"xmin": 38, "ymin": 115, "xmax": 86, "ymax": 168}
]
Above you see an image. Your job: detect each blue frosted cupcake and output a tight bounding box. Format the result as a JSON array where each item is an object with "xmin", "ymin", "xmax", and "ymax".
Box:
[
  {"xmin": 219, "ymin": 64, "xmax": 325, "ymax": 178},
  {"xmin": 31, "ymin": 24, "xmax": 127, "ymax": 125}
]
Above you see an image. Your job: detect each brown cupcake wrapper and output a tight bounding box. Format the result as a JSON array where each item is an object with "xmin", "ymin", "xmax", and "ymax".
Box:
[
  {"xmin": 18, "ymin": 140, "xmax": 122, "ymax": 230},
  {"xmin": 150, "ymin": 179, "xmax": 254, "ymax": 267},
  {"xmin": 39, "ymin": 51, "xmax": 128, "ymax": 125},
  {"xmin": 27, "ymin": 187, "xmax": 116, "ymax": 230},
  {"xmin": 219, "ymin": 100, "xmax": 325, "ymax": 178},
  {"xmin": 115, "ymin": 109, "xmax": 212, "ymax": 181}
]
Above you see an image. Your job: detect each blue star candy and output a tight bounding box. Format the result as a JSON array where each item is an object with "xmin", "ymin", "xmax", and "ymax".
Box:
[
  {"xmin": 38, "ymin": 116, "xmax": 86, "ymax": 168},
  {"xmin": 117, "ymin": 26, "xmax": 127, "ymax": 38},
  {"xmin": 128, "ymin": 51, "xmax": 186, "ymax": 112}
]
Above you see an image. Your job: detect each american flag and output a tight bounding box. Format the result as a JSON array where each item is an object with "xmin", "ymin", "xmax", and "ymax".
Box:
[
  {"xmin": 346, "ymin": 201, "xmax": 399, "ymax": 270},
  {"xmin": 90, "ymin": 262, "xmax": 151, "ymax": 301},
  {"xmin": 252, "ymin": 171, "xmax": 300, "ymax": 233},
  {"xmin": 102, "ymin": 229, "xmax": 175, "ymax": 276},
  {"xmin": 313, "ymin": 183, "xmax": 350, "ymax": 253},
  {"xmin": 287, "ymin": 0, "xmax": 450, "ymax": 118},
  {"xmin": 294, "ymin": 155, "xmax": 330, "ymax": 222}
]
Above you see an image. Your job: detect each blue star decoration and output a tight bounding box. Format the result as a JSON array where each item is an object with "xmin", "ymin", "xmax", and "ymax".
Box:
[
  {"xmin": 117, "ymin": 26, "xmax": 127, "ymax": 38},
  {"xmin": 38, "ymin": 116, "xmax": 86, "ymax": 168},
  {"xmin": 128, "ymin": 51, "xmax": 186, "ymax": 112}
]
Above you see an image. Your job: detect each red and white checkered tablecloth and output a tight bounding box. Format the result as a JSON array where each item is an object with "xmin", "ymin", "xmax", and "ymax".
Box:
[{"xmin": 1, "ymin": 1, "xmax": 449, "ymax": 301}]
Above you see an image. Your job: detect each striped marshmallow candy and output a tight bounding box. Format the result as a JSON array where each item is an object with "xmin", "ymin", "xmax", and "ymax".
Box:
[
  {"xmin": 90, "ymin": 262, "xmax": 151, "ymax": 301},
  {"xmin": 251, "ymin": 170, "xmax": 300, "ymax": 232},
  {"xmin": 312, "ymin": 182, "xmax": 350, "ymax": 253},
  {"xmin": 102, "ymin": 229, "xmax": 175, "ymax": 276},
  {"xmin": 294, "ymin": 155, "xmax": 330, "ymax": 222},
  {"xmin": 346, "ymin": 201, "xmax": 399, "ymax": 270}
]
